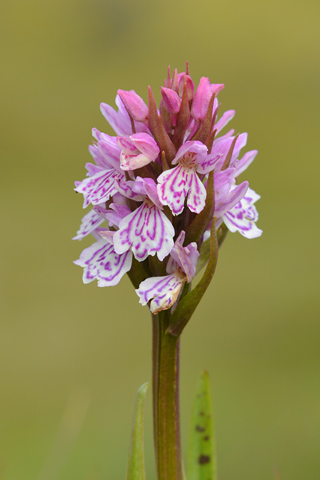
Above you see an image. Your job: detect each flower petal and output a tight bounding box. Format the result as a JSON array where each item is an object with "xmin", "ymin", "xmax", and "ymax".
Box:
[
  {"xmin": 132, "ymin": 177, "xmax": 163, "ymax": 209},
  {"xmin": 113, "ymin": 202, "xmax": 175, "ymax": 261},
  {"xmin": 75, "ymin": 169, "xmax": 124, "ymax": 208},
  {"xmin": 175, "ymin": 242, "xmax": 199, "ymax": 282},
  {"xmin": 223, "ymin": 188, "xmax": 262, "ymax": 239},
  {"xmin": 136, "ymin": 274, "xmax": 184, "ymax": 314},
  {"xmin": 187, "ymin": 170, "xmax": 207, "ymax": 214},
  {"xmin": 100, "ymin": 101, "xmax": 132, "ymax": 136},
  {"xmin": 157, "ymin": 165, "xmax": 191, "ymax": 215},
  {"xmin": 215, "ymin": 181, "xmax": 249, "ymax": 217},
  {"xmin": 196, "ymin": 152, "xmax": 222, "ymax": 175},
  {"xmin": 214, "ymin": 110, "xmax": 235, "ymax": 134},
  {"xmin": 172, "ymin": 141, "xmax": 208, "ymax": 165},
  {"xmin": 73, "ymin": 209, "xmax": 105, "ymax": 240},
  {"xmin": 191, "ymin": 77, "xmax": 213, "ymax": 121},
  {"xmin": 131, "ymin": 133, "xmax": 160, "ymax": 160},
  {"xmin": 120, "ymin": 152, "xmax": 154, "ymax": 171},
  {"xmin": 234, "ymin": 150, "xmax": 258, "ymax": 177},
  {"xmin": 74, "ymin": 239, "xmax": 132, "ymax": 286}
]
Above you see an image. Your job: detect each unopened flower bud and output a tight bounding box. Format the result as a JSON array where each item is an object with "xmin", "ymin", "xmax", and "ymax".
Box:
[
  {"xmin": 117, "ymin": 89, "xmax": 149, "ymax": 121},
  {"xmin": 177, "ymin": 74, "xmax": 194, "ymax": 100},
  {"xmin": 191, "ymin": 77, "xmax": 213, "ymax": 121},
  {"xmin": 161, "ymin": 87, "xmax": 182, "ymax": 114}
]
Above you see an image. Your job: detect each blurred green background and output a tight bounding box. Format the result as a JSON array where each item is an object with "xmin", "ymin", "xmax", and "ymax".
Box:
[{"xmin": 1, "ymin": 0, "xmax": 319, "ymax": 478}]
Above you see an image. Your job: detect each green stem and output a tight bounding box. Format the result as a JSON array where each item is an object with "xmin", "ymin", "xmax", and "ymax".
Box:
[{"xmin": 152, "ymin": 311, "xmax": 182, "ymax": 480}]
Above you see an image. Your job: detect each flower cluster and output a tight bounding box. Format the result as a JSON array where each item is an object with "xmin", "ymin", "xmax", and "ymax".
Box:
[{"xmin": 74, "ymin": 66, "xmax": 262, "ymax": 314}]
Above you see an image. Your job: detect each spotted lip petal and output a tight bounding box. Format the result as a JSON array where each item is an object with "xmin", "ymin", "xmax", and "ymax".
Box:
[
  {"xmin": 157, "ymin": 165, "xmax": 207, "ymax": 216},
  {"xmin": 186, "ymin": 169, "xmax": 207, "ymax": 213},
  {"xmin": 136, "ymin": 273, "xmax": 185, "ymax": 314},
  {"xmin": 73, "ymin": 208, "xmax": 105, "ymax": 240},
  {"xmin": 75, "ymin": 169, "xmax": 125, "ymax": 208},
  {"xmin": 157, "ymin": 141, "xmax": 211, "ymax": 215},
  {"xmin": 74, "ymin": 238, "xmax": 133, "ymax": 287},
  {"xmin": 157, "ymin": 165, "xmax": 192, "ymax": 215},
  {"xmin": 113, "ymin": 201, "xmax": 175, "ymax": 261},
  {"xmin": 223, "ymin": 187, "xmax": 262, "ymax": 239}
]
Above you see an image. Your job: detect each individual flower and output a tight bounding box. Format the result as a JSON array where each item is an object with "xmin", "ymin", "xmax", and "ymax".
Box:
[
  {"xmin": 223, "ymin": 187, "xmax": 262, "ymax": 238},
  {"xmin": 157, "ymin": 141, "xmax": 220, "ymax": 215},
  {"xmin": 113, "ymin": 177, "xmax": 175, "ymax": 261},
  {"xmin": 74, "ymin": 131, "xmax": 125, "ymax": 208},
  {"xmin": 117, "ymin": 133, "xmax": 160, "ymax": 171},
  {"xmin": 136, "ymin": 231, "xmax": 199, "ymax": 314},
  {"xmin": 74, "ymin": 230, "xmax": 132, "ymax": 287}
]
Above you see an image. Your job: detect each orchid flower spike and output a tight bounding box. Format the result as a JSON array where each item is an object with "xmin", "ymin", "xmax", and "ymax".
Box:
[{"xmin": 74, "ymin": 65, "xmax": 262, "ymax": 317}]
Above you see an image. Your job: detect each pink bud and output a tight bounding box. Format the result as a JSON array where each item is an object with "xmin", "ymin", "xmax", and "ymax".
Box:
[
  {"xmin": 191, "ymin": 77, "xmax": 213, "ymax": 121},
  {"xmin": 161, "ymin": 87, "xmax": 182, "ymax": 114},
  {"xmin": 117, "ymin": 89, "xmax": 149, "ymax": 121},
  {"xmin": 177, "ymin": 74, "xmax": 194, "ymax": 100}
]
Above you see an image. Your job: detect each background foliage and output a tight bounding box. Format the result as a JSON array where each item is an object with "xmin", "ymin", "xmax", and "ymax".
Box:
[{"xmin": 1, "ymin": 0, "xmax": 319, "ymax": 478}]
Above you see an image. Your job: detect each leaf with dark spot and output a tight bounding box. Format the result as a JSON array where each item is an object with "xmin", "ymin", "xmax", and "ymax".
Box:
[
  {"xmin": 198, "ymin": 454, "xmax": 211, "ymax": 465},
  {"xmin": 187, "ymin": 371, "xmax": 216, "ymax": 480},
  {"xmin": 195, "ymin": 425, "xmax": 205, "ymax": 432}
]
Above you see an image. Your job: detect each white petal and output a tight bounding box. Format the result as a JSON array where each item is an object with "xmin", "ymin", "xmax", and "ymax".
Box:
[
  {"xmin": 113, "ymin": 202, "xmax": 175, "ymax": 261},
  {"xmin": 75, "ymin": 169, "xmax": 124, "ymax": 207},
  {"xmin": 136, "ymin": 274, "xmax": 184, "ymax": 314},
  {"xmin": 73, "ymin": 209, "xmax": 105, "ymax": 240},
  {"xmin": 74, "ymin": 239, "xmax": 132, "ymax": 286},
  {"xmin": 186, "ymin": 170, "xmax": 207, "ymax": 213},
  {"xmin": 223, "ymin": 188, "xmax": 262, "ymax": 239},
  {"xmin": 157, "ymin": 165, "xmax": 192, "ymax": 215}
]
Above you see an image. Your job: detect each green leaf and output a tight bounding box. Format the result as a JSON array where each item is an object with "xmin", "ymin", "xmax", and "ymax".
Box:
[
  {"xmin": 126, "ymin": 382, "xmax": 149, "ymax": 480},
  {"xmin": 187, "ymin": 371, "xmax": 216, "ymax": 480}
]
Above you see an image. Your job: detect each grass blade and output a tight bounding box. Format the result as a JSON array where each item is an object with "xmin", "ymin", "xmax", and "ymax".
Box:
[{"xmin": 126, "ymin": 382, "xmax": 149, "ymax": 480}]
